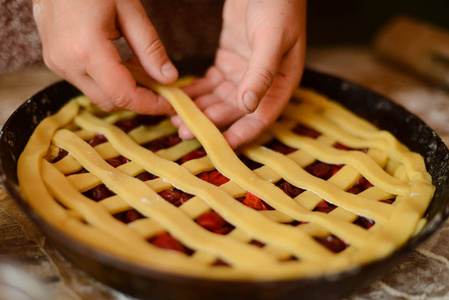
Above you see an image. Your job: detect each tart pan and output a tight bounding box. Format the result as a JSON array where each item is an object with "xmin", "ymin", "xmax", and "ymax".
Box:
[{"xmin": 1, "ymin": 67, "xmax": 449, "ymax": 300}]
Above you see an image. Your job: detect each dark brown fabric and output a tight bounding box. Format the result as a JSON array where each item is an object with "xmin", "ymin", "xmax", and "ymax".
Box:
[
  {"xmin": 0, "ymin": 0, "xmax": 223, "ymax": 75},
  {"xmin": 0, "ymin": 0, "xmax": 43, "ymax": 74}
]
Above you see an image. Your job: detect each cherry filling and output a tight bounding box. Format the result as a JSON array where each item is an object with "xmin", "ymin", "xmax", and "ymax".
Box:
[
  {"xmin": 197, "ymin": 170, "xmax": 229, "ymax": 186},
  {"xmin": 84, "ymin": 184, "xmax": 115, "ymax": 201},
  {"xmin": 52, "ymin": 148, "xmax": 68, "ymax": 162},
  {"xmin": 334, "ymin": 142, "xmax": 368, "ymax": 153},
  {"xmin": 353, "ymin": 217, "xmax": 375, "ymax": 230},
  {"xmin": 313, "ymin": 201, "xmax": 336, "ymax": 214},
  {"xmin": 276, "ymin": 180, "xmax": 304, "ymax": 198},
  {"xmin": 347, "ymin": 177, "xmax": 374, "ymax": 195},
  {"xmin": 114, "ymin": 209, "xmax": 144, "ymax": 223},
  {"xmin": 195, "ymin": 211, "xmax": 234, "ymax": 235},
  {"xmin": 292, "ymin": 124, "xmax": 321, "ymax": 138},
  {"xmin": 178, "ymin": 148, "xmax": 207, "ymax": 164},
  {"xmin": 158, "ymin": 189, "xmax": 193, "ymax": 207},
  {"xmin": 240, "ymin": 192, "xmax": 272, "ymax": 210},
  {"xmin": 106, "ymin": 156, "xmax": 130, "ymax": 167},
  {"xmin": 144, "ymin": 134, "xmax": 182, "ymax": 153},
  {"xmin": 264, "ymin": 139, "xmax": 296, "ymax": 155},
  {"xmin": 135, "ymin": 171, "xmax": 158, "ymax": 181},
  {"xmin": 306, "ymin": 161, "xmax": 342, "ymax": 180},
  {"xmin": 114, "ymin": 119, "xmax": 140, "ymax": 133},
  {"xmin": 150, "ymin": 232, "xmax": 193, "ymax": 254},
  {"xmin": 314, "ymin": 235, "xmax": 348, "ymax": 253},
  {"xmin": 114, "ymin": 114, "xmax": 165, "ymax": 133},
  {"xmin": 88, "ymin": 133, "xmax": 108, "ymax": 147}
]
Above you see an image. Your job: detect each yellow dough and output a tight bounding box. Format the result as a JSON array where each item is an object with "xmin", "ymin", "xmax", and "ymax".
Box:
[{"xmin": 17, "ymin": 82, "xmax": 435, "ymax": 280}]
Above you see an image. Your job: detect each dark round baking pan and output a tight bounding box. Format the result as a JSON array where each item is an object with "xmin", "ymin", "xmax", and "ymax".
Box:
[{"xmin": 1, "ymin": 68, "xmax": 448, "ymax": 300}]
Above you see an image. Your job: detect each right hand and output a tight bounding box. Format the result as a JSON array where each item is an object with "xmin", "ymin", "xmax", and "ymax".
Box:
[{"xmin": 32, "ymin": 0, "xmax": 178, "ymax": 114}]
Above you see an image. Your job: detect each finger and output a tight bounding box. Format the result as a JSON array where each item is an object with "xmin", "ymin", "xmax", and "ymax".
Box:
[
  {"xmin": 223, "ymin": 74, "xmax": 295, "ymax": 149},
  {"xmin": 70, "ymin": 73, "xmax": 111, "ymax": 108},
  {"xmin": 117, "ymin": 0, "xmax": 178, "ymax": 84},
  {"xmin": 195, "ymin": 81, "xmax": 235, "ymax": 109},
  {"xmin": 181, "ymin": 67, "xmax": 225, "ymax": 99},
  {"xmin": 86, "ymin": 41, "xmax": 173, "ymax": 114},
  {"xmin": 236, "ymin": 29, "xmax": 286, "ymax": 113},
  {"xmin": 223, "ymin": 113, "xmax": 269, "ymax": 149}
]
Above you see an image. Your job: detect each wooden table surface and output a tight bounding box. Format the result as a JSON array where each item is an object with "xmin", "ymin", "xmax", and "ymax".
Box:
[{"xmin": 1, "ymin": 46, "xmax": 449, "ymax": 300}]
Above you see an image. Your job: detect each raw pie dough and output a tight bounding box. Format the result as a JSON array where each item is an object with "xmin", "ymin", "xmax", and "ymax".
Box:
[{"xmin": 17, "ymin": 80, "xmax": 435, "ymax": 280}]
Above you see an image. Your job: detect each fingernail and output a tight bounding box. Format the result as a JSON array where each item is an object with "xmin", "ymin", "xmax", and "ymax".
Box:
[
  {"xmin": 242, "ymin": 91, "xmax": 259, "ymax": 113},
  {"xmin": 161, "ymin": 62, "xmax": 178, "ymax": 80}
]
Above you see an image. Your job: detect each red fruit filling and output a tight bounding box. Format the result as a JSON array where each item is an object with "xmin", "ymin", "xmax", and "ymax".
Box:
[
  {"xmin": 84, "ymin": 184, "xmax": 115, "ymax": 201},
  {"xmin": 239, "ymin": 192, "xmax": 273, "ymax": 211},
  {"xmin": 264, "ymin": 139, "xmax": 296, "ymax": 155},
  {"xmin": 114, "ymin": 209, "xmax": 144, "ymax": 223},
  {"xmin": 314, "ymin": 235, "xmax": 348, "ymax": 253},
  {"xmin": 306, "ymin": 162, "xmax": 342, "ymax": 180},
  {"xmin": 52, "ymin": 149, "xmax": 68, "ymax": 163},
  {"xmin": 212, "ymin": 259, "xmax": 229, "ymax": 266},
  {"xmin": 135, "ymin": 171, "xmax": 158, "ymax": 181},
  {"xmin": 195, "ymin": 211, "xmax": 234, "ymax": 235},
  {"xmin": 158, "ymin": 189, "xmax": 193, "ymax": 207},
  {"xmin": 151, "ymin": 232, "xmax": 191, "ymax": 254},
  {"xmin": 249, "ymin": 240, "xmax": 265, "ymax": 248},
  {"xmin": 114, "ymin": 119, "xmax": 140, "ymax": 133},
  {"xmin": 145, "ymin": 135, "xmax": 182, "ymax": 152},
  {"xmin": 334, "ymin": 142, "xmax": 368, "ymax": 153},
  {"xmin": 347, "ymin": 177, "xmax": 373, "ymax": 194},
  {"xmin": 106, "ymin": 155, "xmax": 130, "ymax": 168},
  {"xmin": 178, "ymin": 149, "xmax": 207, "ymax": 164},
  {"xmin": 276, "ymin": 180, "xmax": 304, "ymax": 198},
  {"xmin": 353, "ymin": 216, "xmax": 375, "ymax": 230},
  {"xmin": 313, "ymin": 201, "xmax": 336, "ymax": 214},
  {"xmin": 380, "ymin": 199, "xmax": 395, "ymax": 204},
  {"xmin": 288, "ymin": 220, "xmax": 308, "ymax": 226},
  {"xmin": 292, "ymin": 124, "xmax": 321, "ymax": 138},
  {"xmin": 333, "ymin": 142, "xmax": 351, "ymax": 151},
  {"xmin": 88, "ymin": 133, "xmax": 108, "ymax": 147},
  {"xmin": 197, "ymin": 170, "xmax": 229, "ymax": 186}
]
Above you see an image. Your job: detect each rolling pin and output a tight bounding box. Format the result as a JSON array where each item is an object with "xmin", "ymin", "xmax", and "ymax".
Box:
[{"xmin": 374, "ymin": 16, "xmax": 449, "ymax": 88}]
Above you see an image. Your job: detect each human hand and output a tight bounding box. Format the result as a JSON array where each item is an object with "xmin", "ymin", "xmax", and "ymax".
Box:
[
  {"xmin": 172, "ymin": 0, "xmax": 306, "ymax": 149},
  {"xmin": 32, "ymin": 0, "xmax": 178, "ymax": 114}
]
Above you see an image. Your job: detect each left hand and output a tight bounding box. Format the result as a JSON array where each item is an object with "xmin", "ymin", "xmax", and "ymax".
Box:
[{"xmin": 172, "ymin": 0, "xmax": 307, "ymax": 149}]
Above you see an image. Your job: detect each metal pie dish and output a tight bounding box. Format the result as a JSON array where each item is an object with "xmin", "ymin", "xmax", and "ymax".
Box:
[{"xmin": 1, "ymin": 66, "xmax": 448, "ymax": 300}]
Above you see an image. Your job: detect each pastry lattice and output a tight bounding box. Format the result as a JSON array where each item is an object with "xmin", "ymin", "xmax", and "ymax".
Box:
[{"xmin": 17, "ymin": 83, "xmax": 435, "ymax": 280}]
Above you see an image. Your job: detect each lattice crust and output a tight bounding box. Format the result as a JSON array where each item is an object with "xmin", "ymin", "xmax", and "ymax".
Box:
[{"xmin": 17, "ymin": 83, "xmax": 435, "ymax": 280}]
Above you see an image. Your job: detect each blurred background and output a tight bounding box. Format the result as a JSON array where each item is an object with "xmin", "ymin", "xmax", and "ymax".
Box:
[{"xmin": 307, "ymin": 0, "xmax": 449, "ymax": 45}]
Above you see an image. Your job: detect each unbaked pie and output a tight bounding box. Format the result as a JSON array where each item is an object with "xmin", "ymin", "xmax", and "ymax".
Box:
[{"xmin": 17, "ymin": 79, "xmax": 435, "ymax": 280}]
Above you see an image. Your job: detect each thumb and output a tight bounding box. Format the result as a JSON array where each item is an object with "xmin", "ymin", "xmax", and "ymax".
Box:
[{"xmin": 117, "ymin": 0, "xmax": 178, "ymax": 84}]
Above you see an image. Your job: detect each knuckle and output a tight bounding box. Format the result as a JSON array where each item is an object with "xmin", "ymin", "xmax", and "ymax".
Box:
[
  {"xmin": 142, "ymin": 38, "xmax": 165, "ymax": 59},
  {"xmin": 42, "ymin": 45, "xmax": 62, "ymax": 69},
  {"xmin": 42, "ymin": 39, "xmax": 90, "ymax": 75},
  {"xmin": 70, "ymin": 41, "xmax": 90, "ymax": 63},
  {"xmin": 110, "ymin": 93, "xmax": 132, "ymax": 110},
  {"xmin": 96, "ymin": 101, "xmax": 116, "ymax": 112},
  {"xmin": 254, "ymin": 68, "xmax": 275, "ymax": 90}
]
